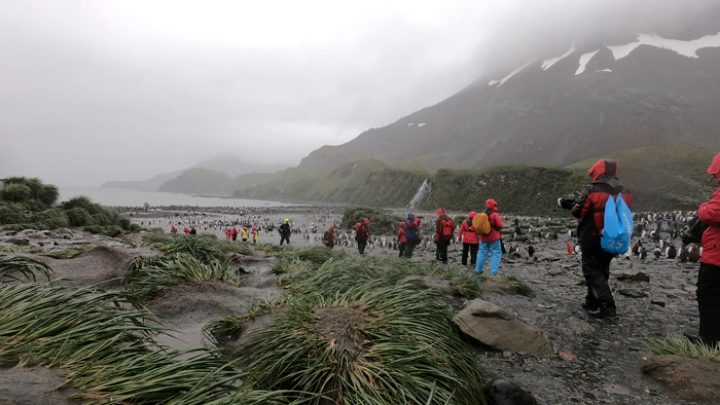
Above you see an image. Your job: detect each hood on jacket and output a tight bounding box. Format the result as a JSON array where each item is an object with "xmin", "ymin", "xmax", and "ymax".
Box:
[
  {"xmin": 363, "ymin": 218, "xmax": 370, "ymax": 225},
  {"xmin": 407, "ymin": 213, "xmax": 415, "ymax": 221},
  {"xmin": 468, "ymin": 211, "xmax": 476, "ymax": 219},
  {"xmin": 486, "ymin": 199, "xmax": 498, "ymax": 210},
  {"xmin": 708, "ymin": 152, "xmax": 720, "ymax": 181},
  {"xmin": 589, "ymin": 159, "xmax": 618, "ymax": 181},
  {"xmin": 436, "ymin": 208, "xmax": 447, "ymax": 218}
]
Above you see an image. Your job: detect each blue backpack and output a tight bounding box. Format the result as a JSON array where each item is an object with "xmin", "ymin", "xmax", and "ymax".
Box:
[
  {"xmin": 601, "ymin": 193, "xmax": 634, "ymax": 255},
  {"xmin": 404, "ymin": 220, "xmax": 419, "ymax": 241}
]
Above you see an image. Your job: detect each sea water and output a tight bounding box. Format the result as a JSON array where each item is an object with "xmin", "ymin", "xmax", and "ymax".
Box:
[{"xmin": 59, "ymin": 187, "xmax": 294, "ymax": 208}]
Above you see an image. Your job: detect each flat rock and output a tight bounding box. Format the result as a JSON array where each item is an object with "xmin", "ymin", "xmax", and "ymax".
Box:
[
  {"xmin": 642, "ymin": 355, "xmax": 720, "ymax": 402},
  {"xmin": 454, "ymin": 299, "xmax": 554, "ymax": 355}
]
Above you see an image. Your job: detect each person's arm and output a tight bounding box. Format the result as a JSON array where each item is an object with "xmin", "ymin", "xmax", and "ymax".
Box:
[
  {"xmin": 492, "ymin": 213, "xmax": 504, "ymax": 230},
  {"xmin": 571, "ymin": 187, "xmax": 592, "ymax": 219},
  {"xmin": 698, "ymin": 190, "xmax": 720, "ymax": 225}
]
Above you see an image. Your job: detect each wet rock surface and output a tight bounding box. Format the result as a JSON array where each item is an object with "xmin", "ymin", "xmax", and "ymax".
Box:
[{"xmin": 455, "ymin": 299, "xmax": 554, "ymax": 355}]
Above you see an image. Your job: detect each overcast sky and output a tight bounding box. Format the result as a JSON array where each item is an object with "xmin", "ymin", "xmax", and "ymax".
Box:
[{"xmin": 1, "ymin": 0, "xmax": 717, "ymax": 186}]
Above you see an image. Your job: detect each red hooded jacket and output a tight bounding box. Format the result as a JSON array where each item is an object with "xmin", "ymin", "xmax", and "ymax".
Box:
[
  {"xmin": 699, "ymin": 152, "xmax": 720, "ymax": 267},
  {"xmin": 481, "ymin": 199, "xmax": 504, "ymax": 243},
  {"xmin": 396, "ymin": 223, "xmax": 407, "ymax": 244},
  {"xmin": 459, "ymin": 211, "xmax": 479, "ymax": 244},
  {"xmin": 435, "ymin": 208, "xmax": 456, "ymax": 241},
  {"xmin": 572, "ymin": 159, "xmax": 633, "ymax": 249}
]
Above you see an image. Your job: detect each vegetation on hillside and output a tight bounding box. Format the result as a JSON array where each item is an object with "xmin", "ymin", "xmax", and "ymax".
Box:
[
  {"xmin": 0, "ymin": 177, "xmax": 137, "ymax": 236},
  {"xmin": 237, "ymin": 160, "xmax": 427, "ymax": 207},
  {"xmin": 427, "ymin": 166, "xmax": 587, "ymax": 215},
  {"xmin": 339, "ymin": 207, "xmax": 402, "ymax": 233}
]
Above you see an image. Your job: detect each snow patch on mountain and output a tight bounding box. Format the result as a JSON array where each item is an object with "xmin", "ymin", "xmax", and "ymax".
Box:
[
  {"xmin": 575, "ymin": 50, "xmax": 599, "ymax": 75},
  {"xmin": 609, "ymin": 32, "xmax": 720, "ymax": 60},
  {"xmin": 542, "ymin": 45, "xmax": 576, "ymax": 71},
  {"xmin": 488, "ymin": 60, "xmax": 535, "ymax": 87}
]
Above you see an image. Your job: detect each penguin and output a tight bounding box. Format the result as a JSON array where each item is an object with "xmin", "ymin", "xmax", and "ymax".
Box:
[
  {"xmin": 666, "ymin": 245, "xmax": 677, "ymax": 260},
  {"xmin": 653, "ymin": 248, "xmax": 662, "ymax": 259},
  {"xmin": 527, "ymin": 245, "xmax": 535, "ymax": 257},
  {"xmin": 688, "ymin": 245, "xmax": 701, "ymax": 263},
  {"xmin": 639, "ymin": 246, "xmax": 648, "ymax": 260},
  {"xmin": 631, "ymin": 240, "xmax": 643, "ymax": 256}
]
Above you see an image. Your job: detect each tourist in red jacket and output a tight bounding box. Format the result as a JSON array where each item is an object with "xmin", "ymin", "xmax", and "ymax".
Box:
[
  {"xmin": 459, "ymin": 211, "xmax": 479, "ymax": 266},
  {"xmin": 434, "ymin": 208, "xmax": 455, "ymax": 264},
  {"xmin": 697, "ymin": 151, "xmax": 720, "ymax": 345},
  {"xmin": 475, "ymin": 199, "xmax": 504, "ymax": 275},
  {"xmin": 565, "ymin": 159, "xmax": 633, "ymax": 318}
]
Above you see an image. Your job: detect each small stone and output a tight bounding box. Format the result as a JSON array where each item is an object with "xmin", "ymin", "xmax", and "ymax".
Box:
[
  {"xmin": 548, "ymin": 267, "xmax": 563, "ymax": 276},
  {"xmin": 485, "ymin": 378, "xmax": 538, "ymax": 405},
  {"xmin": 651, "ymin": 300, "xmax": 666, "ymax": 307},
  {"xmin": 559, "ymin": 351, "xmax": 577, "ymax": 362}
]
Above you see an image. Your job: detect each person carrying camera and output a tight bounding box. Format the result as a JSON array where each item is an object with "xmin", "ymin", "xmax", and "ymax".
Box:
[
  {"xmin": 696, "ymin": 152, "xmax": 720, "ymax": 345},
  {"xmin": 559, "ymin": 159, "xmax": 633, "ymax": 318}
]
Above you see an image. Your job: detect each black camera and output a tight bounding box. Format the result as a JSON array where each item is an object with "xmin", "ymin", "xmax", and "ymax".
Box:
[
  {"xmin": 681, "ymin": 217, "xmax": 708, "ymax": 245},
  {"xmin": 557, "ymin": 193, "xmax": 579, "ymax": 210}
]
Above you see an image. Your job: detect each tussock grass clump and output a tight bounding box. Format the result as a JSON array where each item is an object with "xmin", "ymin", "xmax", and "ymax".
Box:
[
  {"xmin": 0, "ymin": 254, "xmax": 53, "ymax": 282},
  {"xmin": 648, "ymin": 336, "xmax": 720, "ymax": 362},
  {"xmin": 159, "ymin": 234, "xmax": 232, "ymax": 262},
  {"xmin": 277, "ymin": 245, "xmax": 347, "ymax": 267},
  {"xmin": 0, "ymin": 283, "xmax": 284, "ymax": 404},
  {"xmin": 239, "ymin": 285, "xmax": 486, "ymax": 404},
  {"xmin": 125, "ymin": 253, "xmax": 239, "ymax": 301},
  {"xmin": 281, "ymin": 255, "xmax": 482, "ymax": 300}
]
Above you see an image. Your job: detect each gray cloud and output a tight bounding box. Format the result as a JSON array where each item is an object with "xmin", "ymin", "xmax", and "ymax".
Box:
[{"xmin": 1, "ymin": 0, "xmax": 717, "ymax": 185}]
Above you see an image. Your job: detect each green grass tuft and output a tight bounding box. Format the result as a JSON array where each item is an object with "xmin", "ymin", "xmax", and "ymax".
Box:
[
  {"xmin": 238, "ymin": 285, "xmax": 487, "ymax": 404},
  {"xmin": 648, "ymin": 336, "xmax": 720, "ymax": 362},
  {"xmin": 0, "ymin": 254, "xmax": 53, "ymax": 282}
]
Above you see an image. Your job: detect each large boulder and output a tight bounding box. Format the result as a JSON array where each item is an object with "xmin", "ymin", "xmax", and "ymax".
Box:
[
  {"xmin": 642, "ymin": 355, "xmax": 720, "ymax": 403},
  {"xmin": 454, "ymin": 299, "xmax": 554, "ymax": 355}
]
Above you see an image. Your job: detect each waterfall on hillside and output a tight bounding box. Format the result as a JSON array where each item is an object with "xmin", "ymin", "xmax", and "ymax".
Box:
[{"xmin": 408, "ymin": 179, "xmax": 432, "ymax": 209}]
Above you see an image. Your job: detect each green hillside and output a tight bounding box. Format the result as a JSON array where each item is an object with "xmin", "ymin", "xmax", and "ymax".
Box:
[
  {"xmin": 236, "ymin": 160, "xmax": 427, "ymax": 207},
  {"xmin": 426, "ymin": 166, "xmax": 587, "ymax": 215}
]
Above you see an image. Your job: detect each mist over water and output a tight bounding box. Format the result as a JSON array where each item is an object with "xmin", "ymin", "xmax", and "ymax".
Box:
[{"xmin": 59, "ymin": 187, "xmax": 295, "ymax": 208}]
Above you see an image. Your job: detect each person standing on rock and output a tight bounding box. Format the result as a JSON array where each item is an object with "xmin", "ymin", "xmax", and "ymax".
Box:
[
  {"xmin": 279, "ymin": 218, "xmax": 291, "ymax": 245},
  {"xmin": 434, "ymin": 208, "xmax": 455, "ymax": 264},
  {"xmin": 355, "ymin": 218, "xmax": 370, "ymax": 255},
  {"xmin": 562, "ymin": 159, "xmax": 633, "ymax": 318},
  {"xmin": 459, "ymin": 211, "xmax": 479, "ymax": 266},
  {"xmin": 475, "ymin": 199, "xmax": 504, "ymax": 276},
  {"xmin": 402, "ymin": 213, "xmax": 421, "ymax": 258},
  {"xmin": 696, "ymin": 151, "xmax": 720, "ymax": 345}
]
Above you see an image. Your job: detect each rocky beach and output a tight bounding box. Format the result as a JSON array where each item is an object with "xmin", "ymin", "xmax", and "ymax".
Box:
[{"xmin": 1, "ymin": 204, "xmax": 717, "ymax": 404}]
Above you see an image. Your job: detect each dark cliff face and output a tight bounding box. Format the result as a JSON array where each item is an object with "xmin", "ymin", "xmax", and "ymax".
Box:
[{"xmin": 298, "ymin": 32, "xmax": 720, "ymax": 174}]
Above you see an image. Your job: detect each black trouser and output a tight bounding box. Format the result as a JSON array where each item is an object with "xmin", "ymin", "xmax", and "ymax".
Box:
[
  {"xmin": 398, "ymin": 243, "xmax": 406, "ymax": 258},
  {"xmin": 436, "ymin": 239, "xmax": 450, "ymax": 264},
  {"xmin": 357, "ymin": 239, "xmax": 367, "ymax": 255},
  {"xmin": 403, "ymin": 241, "xmax": 416, "ymax": 258},
  {"xmin": 582, "ymin": 248, "xmax": 616, "ymax": 310},
  {"xmin": 462, "ymin": 243, "xmax": 479, "ymax": 266},
  {"xmin": 280, "ymin": 235, "xmax": 290, "ymax": 245},
  {"xmin": 698, "ymin": 262, "xmax": 720, "ymax": 345}
]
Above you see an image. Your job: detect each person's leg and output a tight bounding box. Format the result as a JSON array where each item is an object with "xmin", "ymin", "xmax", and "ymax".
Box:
[
  {"xmin": 440, "ymin": 240, "xmax": 449, "ymax": 263},
  {"xmin": 462, "ymin": 243, "xmax": 470, "ymax": 266},
  {"xmin": 404, "ymin": 241, "xmax": 415, "ymax": 258},
  {"xmin": 475, "ymin": 242, "xmax": 489, "ymax": 274},
  {"xmin": 698, "ymin": 262, "xmax": 720, "ymax": 345},
  {"xmin": 399, "ymin": 243, "xmax": 406, "ymax": 258},
  {"xmin": 470, "ymin": 243, "xmax": 479, "ymax": 266},
  {"xmin": 489, "ymin": 240, "xmax": 502, "ymax": 275},
  {"xmin": 582, "ymin": 249, "xmax": 615, "ymax": 316}
]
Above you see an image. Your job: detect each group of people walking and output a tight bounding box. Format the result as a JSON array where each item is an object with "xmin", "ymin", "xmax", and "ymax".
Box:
[{"xmin": 394, "ymin": 200, "xmax": 505, "ymax": 276}]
